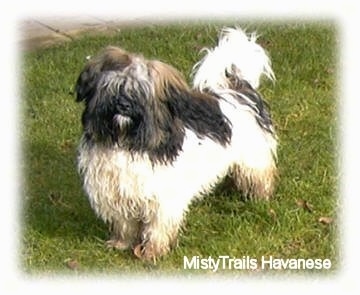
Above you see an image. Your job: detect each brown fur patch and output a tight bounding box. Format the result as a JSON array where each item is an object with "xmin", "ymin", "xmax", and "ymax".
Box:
[
  {"xmin": 230, "ymin": 164, "xmax": 277, "ymax": 200},
  {"xmin": 87, "ymin": 46, "xmax": 133, "ymax": 73},
  {"xmin": 147, "ymin": 60, "xmax": 189, "ymax": 101}
]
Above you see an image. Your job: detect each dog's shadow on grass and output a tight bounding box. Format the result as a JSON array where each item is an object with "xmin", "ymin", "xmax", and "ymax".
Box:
[{"xmin": 24, "ymin": 139, "xmax": 108, "ymax": 241}]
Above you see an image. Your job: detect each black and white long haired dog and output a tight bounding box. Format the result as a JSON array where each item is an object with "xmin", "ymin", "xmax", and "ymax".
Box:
[{"xmin": 75, "ymin": 27, "xmax": 277, "ymax": 261}]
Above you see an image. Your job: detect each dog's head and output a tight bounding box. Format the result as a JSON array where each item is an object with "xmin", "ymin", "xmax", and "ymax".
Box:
[
  {"xmin": 76, "ymin": 46, "xmax": 231, "ymax": 164},
  {"xmin": 75, "ymin": 46, "xmax": 190, "ymax": 163}
]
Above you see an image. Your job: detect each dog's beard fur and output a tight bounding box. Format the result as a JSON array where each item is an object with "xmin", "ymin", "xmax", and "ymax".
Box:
[{"xmin": 76, "ymin": 27, "xmax": 277, "ymax": 261}]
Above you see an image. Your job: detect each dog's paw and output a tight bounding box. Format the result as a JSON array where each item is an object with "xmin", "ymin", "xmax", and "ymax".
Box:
[
  {"xmin": 133, "ymin": 243, "xmax": 169, "ymax": 263},
  {"xmin": 133, "ymin": 244, "xmax": 155, "ymax": 262}
]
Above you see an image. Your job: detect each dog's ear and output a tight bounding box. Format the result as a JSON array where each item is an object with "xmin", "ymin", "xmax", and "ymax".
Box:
[{"xmin": 75, "ymin": 65, "xmax": 100, "ymax": 102}]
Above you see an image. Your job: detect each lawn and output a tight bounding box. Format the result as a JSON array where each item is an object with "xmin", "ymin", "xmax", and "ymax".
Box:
[{"xmin": 21, "ymin": 20, "xmax": 338, "ymax": 276}]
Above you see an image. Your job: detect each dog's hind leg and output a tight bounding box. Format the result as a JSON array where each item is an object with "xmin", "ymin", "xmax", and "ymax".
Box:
[{"xmin": 230, "ymin": 162, "xmax": 277, "ymax": 200}]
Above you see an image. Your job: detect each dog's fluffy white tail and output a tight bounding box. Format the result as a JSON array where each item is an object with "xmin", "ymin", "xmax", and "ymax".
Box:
[{"xmin": 192, "ymin": 27, "xmax": 275, "ymax": 91}]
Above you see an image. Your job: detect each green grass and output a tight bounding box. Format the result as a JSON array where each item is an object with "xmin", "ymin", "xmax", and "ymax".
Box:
[{"xmin": 21, "ymin": 20, "xmax": 339, "ymax": 276}]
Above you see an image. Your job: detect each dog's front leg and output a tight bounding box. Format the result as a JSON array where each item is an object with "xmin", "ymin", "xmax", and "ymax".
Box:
[{"xmin": 133, "ymin": 201, "xmax": 185, "ymax": 262}]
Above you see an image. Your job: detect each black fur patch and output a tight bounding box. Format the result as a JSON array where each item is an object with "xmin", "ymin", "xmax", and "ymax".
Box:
[
  {"xmin": 166, "ymin": 87, "xmax": 232, "ymax": 146},
  {"xmin": 78, "ymin": 83, "xmax": 232, "ymax": 165},
  {"xmin": 80, "ymin": 94, "xmax": 124, "ymax": 145},
  {"xmin": 229, "ymin": 77, "xmax": 274, "ymax": 134},
  {"xmin": 76, "ymin": 58, "xmax": 232, "ymax": 165},
  {"xmin": 77, "ymin": 71, "xmax": 185, "ymax": 164}
]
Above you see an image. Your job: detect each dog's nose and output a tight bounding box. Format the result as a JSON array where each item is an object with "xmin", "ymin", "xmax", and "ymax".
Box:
[{"xmin": 115, "ymin": 98, "xmax": 132, "ymax": 113}]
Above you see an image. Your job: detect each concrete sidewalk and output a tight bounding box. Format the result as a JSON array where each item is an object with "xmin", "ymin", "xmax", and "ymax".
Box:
[{"xmin": 19, "ymin": 16, "xmax": 147, "ymax": 50}]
